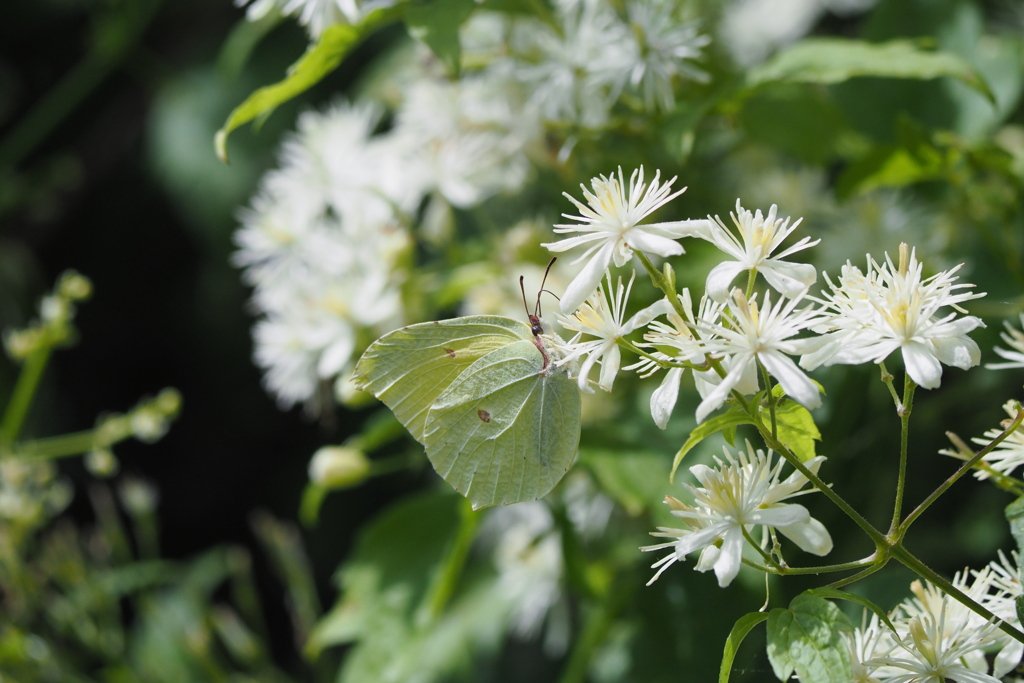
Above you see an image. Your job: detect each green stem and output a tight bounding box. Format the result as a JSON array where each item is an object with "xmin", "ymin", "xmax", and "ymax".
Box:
[
  {"xmin": 901, "ymin": 405, "xmax": 1024, "ymax": 533},
  {"xmin": 0, "ymin": 348, "xmax": 52, "ymax": 446},
  {"xmin": 422, "ymin": 497, "xmax": 481, "ymax": 623},
  {"xmin": 878, "ymin": 362, "xmax": 901, "ymax": 409},
  {"xmin": 745, "ymin": 268, "xmax": 757, "ymax": 300},
  {"xmin": 756, "ymin": 423, "xmax": 887, "ymax": 546},
  {"xmin": 829, "ymin": 562, "xmax": 887, "ymax": 590},
  {"xmin": 890, "ymin": 375, "xmax": 916, "ymax": 534},
  {"xmin": 636, "ymin": 251, "xmax": 682, "ymax": 317},
  {"xmin": 368, "ymin": 453, "xmax": 417, "ymax": 478},
  {"xmin": 759, "ymin": 362, "xmax": 777, "ymax": 439},
  {"xmin": 742, "ymin": 526, "xmax": 780, "ymax": 569},
  {"xmin": 893, "ymin": 546, "xmax": 1024, "ymax": 645},
  {"xmin": 14, "ymin": 428, "xmax": 107, "ymax": 461},
  {"xmin": 743, "ymin": 555, "xmax": 877, "ymax": 576},
  {"xmin": 558, "ymin": 574, "xmax": 631, "ymax": 683}
]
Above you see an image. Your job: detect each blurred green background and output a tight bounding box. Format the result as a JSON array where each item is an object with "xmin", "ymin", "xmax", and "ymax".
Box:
[{"xmin": 2, "ymin": 0, "xmax": 1024, "ymax": 680}]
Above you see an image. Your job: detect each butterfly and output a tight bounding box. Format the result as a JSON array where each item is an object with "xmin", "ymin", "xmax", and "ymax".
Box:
[{"xmin": 352, "ymin": 261, "xmax": 582, "ymax": 509}]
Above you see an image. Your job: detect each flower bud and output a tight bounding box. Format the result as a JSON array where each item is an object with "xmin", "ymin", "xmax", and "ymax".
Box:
[
  {"xmin": 308, "ymin": 446, "xmax": 370, "ymax": 489},
  {"xmin": 85, "ymin": 448, "xmax": 119, "ymax": 478},
  {"xmin": 58, "ymin": 271, "xmax": 92, "ymax": 302}
]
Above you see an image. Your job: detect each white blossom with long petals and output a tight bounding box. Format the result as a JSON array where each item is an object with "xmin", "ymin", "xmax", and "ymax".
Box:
[
  {"xmin": 868, "ymin": 579, "xmax": 1003, "ymax": 683},
  {"xmin": 626, "ymin": 289, "xmax": 722, "ymax": 428},
  {"xmin": 556, "ymin": 271, "xmax": 669, "ymax": 392},
  {"xmin": 801, "ymin": 245, "xmax": 985, "ymax": 389},
  {"xmin": 544, "ymin": 167, "xmax": 707, "ymax": 313},
  {"xmin": 641, "ymin": 442, "xmax": 831, "ymax": 587},
  {"xmin": 700, "ymin": 199, "xmax": 819, "ymax": 302},
  {"xmin": 941, "ymin": 400, "xmax": 1024, "ymax": 481},
  {"xmin": 987, "ymin": 314, "xmax": 1024, "ymax": 370},
  {"xmin": 695, "ymin": 289, "xmax": 821, "ymax": 424}
]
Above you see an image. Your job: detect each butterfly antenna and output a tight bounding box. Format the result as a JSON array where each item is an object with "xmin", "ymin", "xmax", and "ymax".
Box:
[
  {"xmin": 519, "ymin": 275, "xmax": 532, "ymax": 319},
  {"xmin": 536, "ymin": 257, "xmax": 557, "ymax": 317}
]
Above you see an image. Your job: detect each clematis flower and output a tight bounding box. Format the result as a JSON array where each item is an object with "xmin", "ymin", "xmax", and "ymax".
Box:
[
  {"xmin": 986, "ymin": 313, "xmax": 1024, "ymax": 370},
  {"xmin": 557, "ymin": 271, "xmax": 669, "ymax": 392},
  {"xmin": 941, "ymin": 400, "xmax": 1024, "ymax": 481},
  {"xmin": 695, "ymin": 288, "xmax": 821, "ymax": 424},
  {"xmin": 641, "ymin": 442, "xmax": 832, "ymax": 587},
  {"xmin": 622, "ymin": 0, "xmax": 710, "ymax": 111},
  {"xmin": 626, "ymin": 289, "xmax": 722, "ymax": 428},
  {"xmin": 699, "ymin": 199, "xmax": 819, "ymax": 303},
  {"xmin": 801, "ymin": 244, "xmax": 985, "ymax": 390},
  {"xmin": 868, "ymin": 580, "xmax": 1002, "ymax": 683},
  {"xmin": 543, "ymin": 166, "xmax": 707, "ymax": 314}
]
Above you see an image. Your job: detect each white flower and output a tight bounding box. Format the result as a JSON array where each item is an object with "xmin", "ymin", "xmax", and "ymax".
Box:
[
  {"xmin": 623, "ymin": 0, "xmax": 710, "ymax": 111},
  {"xmin": 971, "ymin": 551, "xmax": 1024, "ymax": 677},
  {"xmin": 700, "ymin": 199, "xmax": 819, "ymax": 302},
  {"xmin": 236, "ymin": 0, "xmax": 395, "ymax": 37},
  {"xmin": 801, "ymin": 244, "xmax": 985, "ymax": 390},
  {"xmin": 869, "ymin": 580, "xmax": 1002, "ymax": 683},
  {"xmin": 987, "ymin": 314, "xmax": 1024, "ymax": 370},
  {"xmin": 556, "ymin": 271, "xmax": 669, "ymax": 392},
  {"xmin": 483, "ymin": 503, "xmax": 569, "ymax": 655},
  {"xmin": 543, "ymin": 166, "xmax": 706, "ymax": 313},
  {"xmin": 512, "ymin": 2, "xmax": 632, "ymax": 128},
  {"xmin": 235, "ymin": 99, "xmax": 411, "ymax": 408},
  {"xmin": 393, "ymin": 75, "xmax": 539, "ymax": 208},
  {"xmin": 846, "ymin": 612, "xmax": 898, "ymax": 683},
  {"xmin": 641, "ymin": 442, "xmax": 831, "ymax": 587},
  {"xmin": 951, "ymin": 400, "xmax": 1024, "ymax": 480},
  {"xmin": 695, "ymin": 289, "xmax": 821, "ymax": 424},
  {"xmin": 626, "ymin": 289, "xmax": 722, "ymax": 428}
]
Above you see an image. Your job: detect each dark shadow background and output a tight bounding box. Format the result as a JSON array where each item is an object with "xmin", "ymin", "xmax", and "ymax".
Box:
[{"xmin": 0, "ymin": 1, "xmax": 426, "ymax": 668}]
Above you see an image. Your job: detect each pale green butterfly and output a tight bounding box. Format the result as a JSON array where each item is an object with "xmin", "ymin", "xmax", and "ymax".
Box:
[{"xmin": 352, "ymin": 262, "xmax": 582, "ymax": 509}]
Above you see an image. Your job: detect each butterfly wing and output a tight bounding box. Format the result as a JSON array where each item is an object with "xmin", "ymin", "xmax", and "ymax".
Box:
[
  {"xmin": 423, "ymin": 339, "xmax": 581, "ymax": 509},
  {"xmin": 352, "ymin": 316, "xmax": 531, "ymax": 441}
]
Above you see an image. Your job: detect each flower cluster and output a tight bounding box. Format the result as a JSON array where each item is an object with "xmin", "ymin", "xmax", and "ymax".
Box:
[
  {"xmin": 641, "ymin": 442, "xmax": 832, "ymax": 587},
  {"xmin": 238, "ymin": 0, "xmax": 710, "ymax": 125},
  {"xmin": 235, "ymin": 74, "xmax": 538, "ymax": 407},
  {"xmin": 845, "ymin": 555, "xmax": 1023, "ymax": 682},
  {"xmin": 801, "ymin": 244, "xmax": 985, "ymax": 389},
  {"xmin": 546, "ymin": 167, "xmax": 987, "ymax": 427}
]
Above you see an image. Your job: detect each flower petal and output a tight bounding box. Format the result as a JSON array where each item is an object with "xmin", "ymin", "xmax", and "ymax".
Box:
[
  {"xmin": 713, "ymin": 528, "xmax": 745, "ymax": 587},
  {"xmin": 705, "ymin": 261, "xmax": 747, "ymax": 303},
  {"xmin": 650, "ymin": 367, "xmax": 683, "ymax": 429},
  {"xmin": 932, "ymin": 335, "xmax": 980, "ymax": 370},
  {"xmin": 598, "ymin": 344, "xmax": 621, "ymax": 390},
  {"xmin": 778, "ymin": 518, "xmax": 833, "ymax": 556},
  {"xmin": 902, "ymin": 341, "xmax": 943, "ymax": 389},
  {"xmin": 560, "ymin": 245, "xmax": 614, "ymax": 314},
  {"xmin": 759, "ymin": 350, "xmax": 821, "ymax": 410},
  {"xmin": 760, "ymin": 260, "xmax": 817, "ymax": 299},
  {"xmin": 625, "ymin": 229, "xmax": 686, "ymax": 258}
]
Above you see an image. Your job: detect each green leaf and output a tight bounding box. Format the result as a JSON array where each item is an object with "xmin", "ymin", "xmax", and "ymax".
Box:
[
  {"xmin": 737, "ymin": 84, "xmax": 864, "ymax": 163},
  {"xmin": 766, "ymin": 594, "xmax": 853, "ymax": 683},
  {"xmin": 747, "ymin": 38, "xmax": 995, "ymax": 103},
  {"xmin": 405, "ymin": 0, "xmax": 476, "ymax": 77},
  {"xmin": 308, "ymin": 491, "xmax": 463, "ymax": 655},
  {"xmin": 672, "ymin": 407, "xmax": 754, "ymax": 481},
  {"xmin": 719, "ymin": 611, "xmax": 770, "ymax": 683},
  {"xmin": 761, "ymin": 400, "xmax": 821, "ymax": 463},
  {"xmin": 215, "ymin": 6, "xmax": 403, "ymax": 162},
  {"xmin": 1005, "ymin": 495, "xmax": 1024, "ymax": 556},
  {"xmin": 806, "ymin": 587, "xmax": 897, "ymax": 634},
  {"xmin": 582, "ymin": 449, "xmax": 672, "ymax": 516}
]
